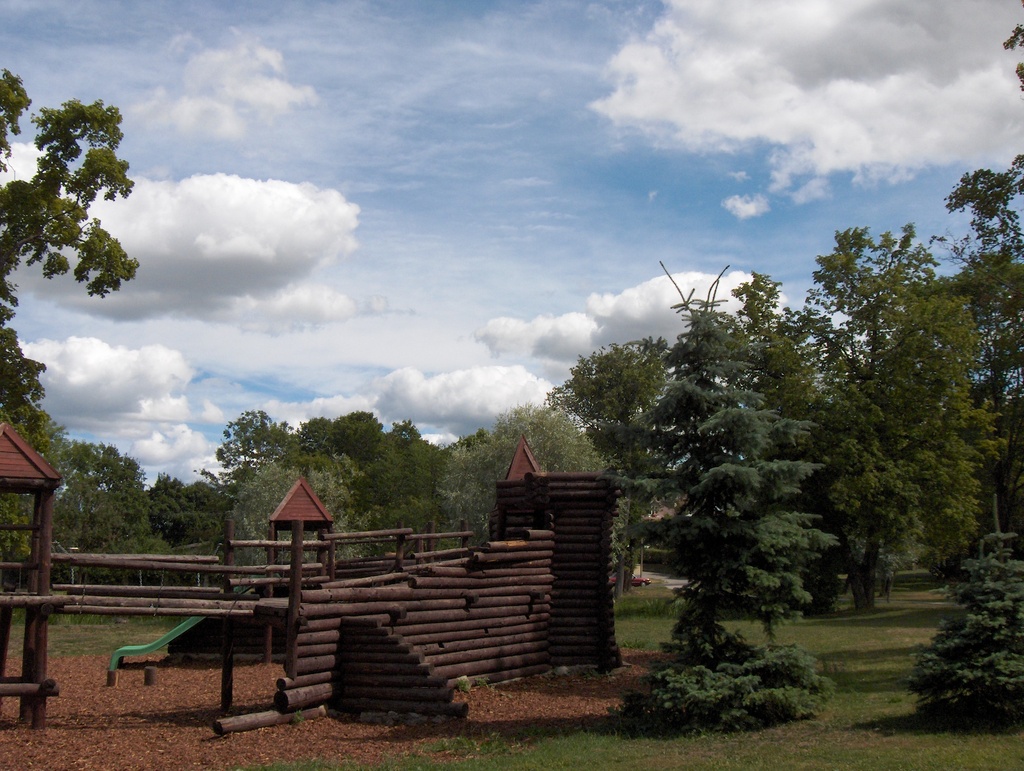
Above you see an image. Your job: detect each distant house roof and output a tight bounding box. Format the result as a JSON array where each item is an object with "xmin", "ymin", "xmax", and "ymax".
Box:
[
  {"xmin": 0, "ymin": 423, "xmax": 61, "ymax": 492},
  {"xmin": 269, "ymin": 477, "xmax": 333, "ymax": 528},
  {"xmin": 505, "ymin": 435, "xmax": 542, "ymax": 481}
]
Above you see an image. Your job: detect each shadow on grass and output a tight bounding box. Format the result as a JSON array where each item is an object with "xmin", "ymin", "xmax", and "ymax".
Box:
[
  {"xmin": 808, "ymin": 605, "xmax": 955, "ymax": 630},
  {"xmin": 854, "ymin": 709, "xmax": 1024, "ymax": 737},
  {"xmin": 818, "ymin": 646, "xmax": 920, "ymax": 693}
]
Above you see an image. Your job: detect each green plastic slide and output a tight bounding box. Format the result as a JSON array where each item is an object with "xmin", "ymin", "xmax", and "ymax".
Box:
[{"xmin": 108, "ymin": 615, "xmax": 207, "ymax": 671}]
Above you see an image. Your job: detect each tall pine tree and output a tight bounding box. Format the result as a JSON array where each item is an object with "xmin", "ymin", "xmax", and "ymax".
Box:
[{"xmin": 617, "ymin": 279, "xmax": 833, "ymax": 733}]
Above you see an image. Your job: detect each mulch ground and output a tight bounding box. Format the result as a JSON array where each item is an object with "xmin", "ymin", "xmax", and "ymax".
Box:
[{"xmin": 0, "ymin": 650, "xmax": 663, "ymax": 770}]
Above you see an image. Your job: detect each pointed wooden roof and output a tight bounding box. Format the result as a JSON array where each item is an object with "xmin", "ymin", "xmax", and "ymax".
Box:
[
  {"xmin": 269, "ymin": 477, "xmax": 333, "ymax": 527},
  {"xmin": 505, "ymin": 435, "xmax": 542, "ymax": 481},
  {"xmin": 0, "ymin": 423, "xmax": 61, "ymax": 491}
]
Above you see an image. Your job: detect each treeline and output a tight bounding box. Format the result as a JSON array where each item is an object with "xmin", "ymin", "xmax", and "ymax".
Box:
[{"xmin": 0, "ymin": 405, "xmax": 602, "ymax": 575}]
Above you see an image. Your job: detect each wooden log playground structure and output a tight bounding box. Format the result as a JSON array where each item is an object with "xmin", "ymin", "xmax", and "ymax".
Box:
[{"xmin": 0, "ymin": 427, "xmax": 620, "ymax": 733}]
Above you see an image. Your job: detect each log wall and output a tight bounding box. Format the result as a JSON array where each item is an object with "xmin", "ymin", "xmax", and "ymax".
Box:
[
  {"xmin": 265, "ymin": 532, "xmax": 555, "ymax": 718},
  {"xmin": 494, "ymin": 471, "xmax": 620, "ymax": 672}
]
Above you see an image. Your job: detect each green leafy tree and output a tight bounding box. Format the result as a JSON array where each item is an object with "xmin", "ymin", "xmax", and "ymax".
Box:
[
  {"xmin": 943, "ymin": 158, "xmax": 1024, "ymax": 540},
  {"xmin": 616, "ymin": 285, "xmax": 833, "ymax": 734},
  {"xmin": 296, "ymin": 413, "xmax": 445, "ymax": 531},
  {"xmin": 360, "ymin": 420, "xmax": 448, "ymax": 532},
  {"xmin": 49, "ymin": 436, "xmax": 151, "ymax": 555},
  {"xmin": 147, "ymin": 474, "xmax": 230, "ymax": 549},
  {"xmin": 439, "ymin": 404, "xmax": 605, "ymax": 539},
  {"xmin": 547, "ymin": 341, "xmax": 665, "ymax": 463},
  {"xmin": 0, "ymin": 70, "xmax": 135, "ymax": 445},
  {"xmin": 800, "ymin": 226, "xmax": 984, "ymax": 608},
  {"xmin": 214, "ymin": 410, "xmax": 298, "ymax": 495},
  {"xmin": 298, "ymin": 411, "xmax": 384, "ymax": 468}
]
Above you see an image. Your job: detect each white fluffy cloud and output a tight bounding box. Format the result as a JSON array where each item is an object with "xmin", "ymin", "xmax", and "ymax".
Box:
[
  {"xmin": 373, "ymin": 366, "xmax": 553, "ymax": 435},
  {"xmin": 722, "ymin": 194, "xmax": 770, "ymax": 219},
  {"xmin": 134, "ymin": 38, "xmax": 318, "ymax": 139},
  {"xmin": 594, "ymin": 0, "xmax": 1023, "ymax": 193},
  {"xmin": 25, "ymin": 173, "xmax": 361, "ymax": 322},
  {"xmin": 262, "ymin": 393, "xmax": 379, "ymax": 429},
  {"xmin": 476, "ymin": 270, "xmax": 750, "ymax": 365},
  {"xmin": 231, "ymin": 284, "xmax": 360, "ymax": 332},
  {"xmin": 24, "ymin": 337, "xmax": 195, "ymax": 432},
  {"xmin": 130, "ymin": 425, "xmax": 218, "ymax": 481},
  {"xmin": 259, "ymin": 365, "xmax": 551, "ymax": 442}
]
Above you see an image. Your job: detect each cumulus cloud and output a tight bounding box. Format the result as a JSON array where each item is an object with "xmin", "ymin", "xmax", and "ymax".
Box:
[
  {"xmin": 593, "ymin": 0, "xmax": 1023, "ymax": 194},
  {"xmin": 262, "ymin": 393, "xmax": 378, "ymax": 429},
  {"xmin": 372, "ymin": 366, "xmax": 553, "ymax": 435},
  {"xmin": 131, "ymin": 424, "xmax": 218, "ymax": 481},
  {"xmin": 24, "ymin": 173, "xmax": 361, "ymax": 321},
  {"xmin": 134, "ymin": 37, "xmax": 318, "ymax": 139},
  {"xmin": 722, "ymin": 193, "xmax": 770, "ymax": 219},
  {"xmin": 476, "ymin": 269, "xmax": 750, "ymax": 365},
  {"xmin": 232, "ymin": 284, "xmax": 360, "ymax": 332},
  {"xmin": 248, "ymin": 366, "xmax": 552, "ymax": 447},
  {"xmin": 24, "ymin": 337, "xmax": 195, "ymax": 433}
]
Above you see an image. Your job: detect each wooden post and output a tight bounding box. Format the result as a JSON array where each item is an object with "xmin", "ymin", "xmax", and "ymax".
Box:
[
  {"xmin": 221, "ymin": 518, "xmax": 235, "ymax": 712},
  {"xmin": 393, "ymin": 524, "xmax": 406, "ymax": 572},
  {"xmin": 317, "ymin": 527, "xmax": 329, "ymax": 578},
  {"xmin": 285, "ymin": 524, "xmax": 303, "ymax": 679},
  {"xmin": 220, "ymin": 618, "xmax": 234, "ymax": 712},
  {"xmin": 20, "ymin": 491, "xmax": 54, "ymax": 728},
  {"xmin": 0, "ymin": 605, "xmax": 11, "ymax": 711},
  {"xmin": 223, "ymin": 518, "xmax": 235, "ymax": 570}
]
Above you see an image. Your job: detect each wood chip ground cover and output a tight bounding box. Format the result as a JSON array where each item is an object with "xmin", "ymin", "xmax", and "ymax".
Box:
[{"xmin": 0, "ymin": 651, "xmax": 661, "ymax": 770}]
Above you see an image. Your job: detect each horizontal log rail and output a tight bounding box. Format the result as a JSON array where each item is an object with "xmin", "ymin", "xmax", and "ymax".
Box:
[
  {"xmin": 0, "ymin": 560, "xmax": 38, "ymax": 570},
  {"xmin": 323, "ymin": 527, "xmax": 414, "ymax": 542},
  {"xmin": 52, "ymin": 552, "xmax": 219, "ymax": 564},
  {"xmin": 0, "ymin": 680, "xmax": 59, "ymax": 697},
  {"xmin": 228, "ymin": 539, "xmax": 330, "ymax": 550}
]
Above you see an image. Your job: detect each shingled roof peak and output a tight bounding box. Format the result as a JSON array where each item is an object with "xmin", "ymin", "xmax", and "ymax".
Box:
[
  {"xmin": 0, "ymin": 422, "xmax": 61, "ymax": 490},
  {"xmin": 505, "ymin": 435, "xmax": 542, "ymax": 481},
  {"xmin": 269, "ymin": 477, "xmax": 333, "ymax": 527}
]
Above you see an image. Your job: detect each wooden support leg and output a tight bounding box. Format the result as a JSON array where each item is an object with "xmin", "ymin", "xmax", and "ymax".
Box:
[
  {"xmin": 0, "ymin": 605, "xmax": 11, "ymax": 714},
  {"xmin": 220, "ymin": 618, "xmax": 234, "ymax": 713},
  {"xmin": 19, "ymin": 606, "xmax": 38, "ymax": 724}
]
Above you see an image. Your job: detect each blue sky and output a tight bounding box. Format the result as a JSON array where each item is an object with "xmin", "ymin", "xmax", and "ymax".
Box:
[{"xmin": 1, "ymin": 0, "xmax": 1021, "ymax": 480}]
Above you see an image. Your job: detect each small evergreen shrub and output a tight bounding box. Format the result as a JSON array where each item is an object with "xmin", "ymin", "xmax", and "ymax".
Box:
[
  {"xmin": 908, "ymin": 536, "xmax": 1024, "ymax": 725},
  {"xmin": 617, "ymin": 642, "xmax": 832, "ymax": 735}
]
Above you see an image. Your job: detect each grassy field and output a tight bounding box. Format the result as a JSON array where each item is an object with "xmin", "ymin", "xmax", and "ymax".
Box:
[
  {"xmin": 15, "ymin": 574, "xmax": 1024, "ymax": 769},
  {"xmin": 7, "ymin": 610, "xmax": 183, "ymax": 658}
]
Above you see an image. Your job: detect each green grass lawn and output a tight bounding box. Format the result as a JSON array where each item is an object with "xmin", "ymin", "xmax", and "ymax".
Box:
[{"xmin": 6, "ymin": 611, "xmax": 182, "ymax": 658}]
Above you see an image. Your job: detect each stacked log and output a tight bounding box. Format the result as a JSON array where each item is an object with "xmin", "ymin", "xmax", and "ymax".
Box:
[
  {"xmin": 259, "ymin": 533, "xmax": 555, "ymax": 718},
  {"xmin": 492, "ymin": 472, "xmax": 620, "ymax": 672}
]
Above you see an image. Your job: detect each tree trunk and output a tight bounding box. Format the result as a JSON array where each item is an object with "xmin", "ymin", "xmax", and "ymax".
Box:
[{"xmin": 846, "ymin": 546, "xmax": 878, "ymax": 610}]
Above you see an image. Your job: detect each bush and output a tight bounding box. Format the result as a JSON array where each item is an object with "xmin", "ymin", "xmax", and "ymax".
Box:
[
  {"xmin": 616, "ymin": 643, "xmax": 832, "ymax": 735},
  {"xmin": 908, "ymin": 536, "xmax": 1024, "ymax": 725}
]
